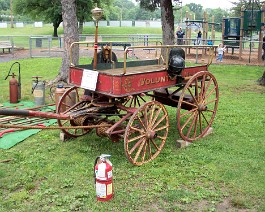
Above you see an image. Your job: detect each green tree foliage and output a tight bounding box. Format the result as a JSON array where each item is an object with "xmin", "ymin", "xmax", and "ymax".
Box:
[
  {"xmin": 104, "ymin": 0, "xmax": 160, "ymax": 21},
  {"xmin": 12, "ymin": 0, "xmax": 110, "ymax": 36},
  {"xmin": 13, "ymin": 0, "xmax": 62, "ymax": 36},
  {"xmin": 0, "ymin": 0, "xmax": 9, "ymax": 10},
  {"xmin": 137, "ymin": 0, "xmax": 176, "ymax": 51},
  {"xmin": 186, "ymin": 3, "xmax": 203, "ymax": 20},
  {"xmin": 76, "ymin": 0, "xmax": 94, "ymax": 34},
  {"xmin": 230, "ymin": 0, "xmax": 264, "ymax": 17}
]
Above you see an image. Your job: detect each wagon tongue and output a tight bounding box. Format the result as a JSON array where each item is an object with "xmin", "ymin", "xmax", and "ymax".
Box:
[{"xmin": 0, "ymin": 109, "xmax": 69, "ymax": 120}]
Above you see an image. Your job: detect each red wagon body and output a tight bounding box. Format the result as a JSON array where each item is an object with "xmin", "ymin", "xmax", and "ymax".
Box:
[{"xmin": 69, "ymin": 63, "xmax": 209, "ymax": 97}]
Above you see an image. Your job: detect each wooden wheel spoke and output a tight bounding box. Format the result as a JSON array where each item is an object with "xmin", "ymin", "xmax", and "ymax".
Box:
[
  {"xmin": 62, "ymin": 101, "xmax": 85, "ymax": 114},
  {"xmin": 187, "ymin": 86, "xmax": 199, "ymax": 106},
  {"xmin": 204, "ymin": 98, "xmax": 218, "ymax": 105},
  {"xmin": 136, "ymin": 114, "xmax": 147, "ymax": 130},
  {"xmin": 130, "ymin": 126, "xmax": 143, "ymax": 133},
  {"xmin": 156, "ymin": 135, "xmax": 167, "ymax": 140},
  {"xmin": 180, "ymin": 108, "xmax": 198, "ymax": 118},
  {"xmin": 154, "ymin": 125, "xmax": 168, "ymax": 132},
  {"xmin": 66, "ymin": 93, "xmax": 75, "ymax": 104},
  {"xmin": 201, "ymin": 111, "xmax": 210, "ymax": 126},
  {"xmin": 186, "ymin": 111, "xmax": 198, "ymax": 138},
  {"xmin": 200, "ymin": 75, "xmax": 206, "ymax": 99},
  {"xmin": 133, "ymin": 97, "xmax": 138, "ymax": 107},
  {"xmin": 141, "ymin": 141, "xmax": 147, "ymax": 163},
  {"xmin": 146, "ymin": 140, "xmax": 152, "ymax": 160},
  {"xmin": 127, "ymin": 132, "xmax": 145, "ymax": 143},
  {"xmin": 133, "ymin": 139, "xmax": 146, "ymax": 162},
  {"xmin": 205, "ymin": 109, "xmax": 215, "ymax": 113},
  {"xmin": 152, "ymin": 114, "xmax": 167, "ymax": 129},
  {"xmin": 204, "ymin": 86, "xmax": 217, "ymax": 102},
  {"xmin": 149, "ymin": 106, "xmax": 161, "ymax": 127},
  {"xmin": 125, "ymin": 95, "xmax": 146, "ymax": 108},
  {"xmin": 181, "ymin": 111, "xmax": 196, "ymax": 131},
  {"xmin": 138, "ymin": 95, "xmax": 146, "ymax": 104},
  {"xmin": 181, "ymin": 100, "xmax": 197, "ymax": 108},
  {"xmin": 150, "ymin": 138, "xmax": 160, "ymax": 151},
  {"xmin": 195, "ymin": 78, "xmax": 199, "ymax": 100},
  {"xmin": 129, "ymin": 137, "xmax": 145, "ymax": 154},
  {"xmin": 61, "ymin": 120, "xmax": 69, "ymax": 126},
  {"xmin": 199, "ymin": 112, "xmax": 203, "ymax": 134},
  {"xmin": 144, "ymin": 106, "xmax": 150, "ymax": 126},
  {"xmin": 193, "ymin": 114, "xmax": 199, "ymax": 139},
  {"xmin": 124, "ymin": 98, "xmax": 130, "ymax": 106},
  {"xmin": 202, "ymin": 78, "xmax": 213, "ymax": 98},
  {"xmin": 61, "ymin": 101, "xmax": 72, "ymax": 110}
]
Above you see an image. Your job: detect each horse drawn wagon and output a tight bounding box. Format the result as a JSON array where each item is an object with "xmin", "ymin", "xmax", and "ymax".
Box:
[{"xmin": 0, "ymin": 42, "xmax": 219, "ymax": 166}]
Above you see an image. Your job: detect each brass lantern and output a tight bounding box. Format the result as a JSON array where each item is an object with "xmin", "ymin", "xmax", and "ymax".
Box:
[{"xmin": 91, "ymin": 6, "xmax": 103, "ymax": 22}]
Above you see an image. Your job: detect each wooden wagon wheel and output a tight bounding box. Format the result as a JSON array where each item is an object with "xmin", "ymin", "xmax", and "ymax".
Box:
[
  {"xmin": 177, "ymin": 71, "xmax": 219, "ymax": 142},
  {"xmin": 124, "ymin": 101, "xmax": 169, "ymax": 166},
  {"xmin": 122, "ymin": 94, "xmax": 147, "ymax": 108},
  {"xmin": 57, "ymin": 86, "xmax": 92, "ymax": 137}
]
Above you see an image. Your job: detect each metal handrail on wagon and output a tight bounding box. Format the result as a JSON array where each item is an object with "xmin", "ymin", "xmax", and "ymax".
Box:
[
  {"xmin": 123, "ymin": 44, "xmax": 217, "ymax": 74},
  {"xmin": 69, "ymin": 41, "xmax": 218, "ymax": 75}
]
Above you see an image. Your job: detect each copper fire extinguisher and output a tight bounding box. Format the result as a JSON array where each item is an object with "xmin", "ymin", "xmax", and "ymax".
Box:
[
  {"xmin": 94, "ymin": 154, "xmax": 114, "ymax": 201},
  {"xmin": 5, "ymin": 62, "xmax": 21, "ymax": 103},
  {"xmin": 8, "ymin": 73, "xmax": 19, "ymax": 103}
]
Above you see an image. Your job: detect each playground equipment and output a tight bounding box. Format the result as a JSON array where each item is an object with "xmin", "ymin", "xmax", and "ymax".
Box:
[
  {"xmin": 185, "ymin": 11, "xmax": 220, "ymax": 46},
  {"xmin": 222, "ymin": 1, "xmax": 265, "ymax": 61}
]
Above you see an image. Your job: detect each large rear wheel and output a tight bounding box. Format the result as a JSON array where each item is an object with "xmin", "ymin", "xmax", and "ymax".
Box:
[
  {"xmin": 177, "ymin": 71, "xmax": 219, "ymax": 142},
  {"xmin": 57, "ymin": 86, "xmax": 92, "ymax": 137}
]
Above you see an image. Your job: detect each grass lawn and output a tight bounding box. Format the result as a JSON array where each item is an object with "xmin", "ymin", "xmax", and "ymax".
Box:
[
  {"xmin": 0, "ymin": 58, "xmax": 264, "ymax": 211},
  {"xmin": 0, "ymin": 24, "xmax": 222, "ymax": 38}
]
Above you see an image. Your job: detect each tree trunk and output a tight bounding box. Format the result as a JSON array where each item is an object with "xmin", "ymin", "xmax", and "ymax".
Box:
[
  {"xmin": 49, "ymin": 0, "xmax": 79, "ymax": 85},
  {"xmin": 53, "ymin": 17, "xmax": 62, "ymax": 37},
  {"xmin": 53, "ymin": 24, "xmax": 59, "ymax": 37},
  {"xmin": 160, "ymin": 0, "xmax": 175, "ymax": 61},
  {"xmin": 78, "ymin": 17, "xmax": 84, "ymax": 34},
  {"xmin": 258, "ymin": 71, "xmax": 265, "ymax": 86}
]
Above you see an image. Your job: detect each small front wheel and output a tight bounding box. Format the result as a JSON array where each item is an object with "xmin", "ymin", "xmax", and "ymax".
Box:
[{"xmin": 124, "ymin": 101, "xmax": 169, "ymax": 166}]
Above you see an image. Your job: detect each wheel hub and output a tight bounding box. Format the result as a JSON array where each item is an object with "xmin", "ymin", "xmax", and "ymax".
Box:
[
  {"xmin": 146, "ymin": 129, "xmax": 157, "ymax": 139},
  {"xmin": 198, "ymin": 103, "xmax": 207, "ymax": 111}
]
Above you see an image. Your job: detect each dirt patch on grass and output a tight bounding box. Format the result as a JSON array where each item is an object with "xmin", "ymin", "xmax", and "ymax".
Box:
[{"xmin": 1, "ymin": 47, "xmax": 265, "ymax": 67}]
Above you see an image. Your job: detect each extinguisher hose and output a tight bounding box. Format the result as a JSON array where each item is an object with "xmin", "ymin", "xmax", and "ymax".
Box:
[
  {"xmin": 94, "ymin": 156, "xmax": 101, "ymax": 185},
  {"xmin": 4, "ymin": 62, "xmax": 20, "ymax": 81},
  {"xmin": 32, "ymin": 80, "xmax": 39, "ymax": 94}
]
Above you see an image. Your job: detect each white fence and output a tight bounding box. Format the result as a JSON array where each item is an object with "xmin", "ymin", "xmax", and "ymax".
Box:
[{"xmin": 1, "ymin": 21, "xmax": 162, "ymax": 28}]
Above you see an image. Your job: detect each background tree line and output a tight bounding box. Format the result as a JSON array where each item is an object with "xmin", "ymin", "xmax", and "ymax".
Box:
[{"xmin": 0, "ymin": 0, "xmax": 243, "ymax": 34}]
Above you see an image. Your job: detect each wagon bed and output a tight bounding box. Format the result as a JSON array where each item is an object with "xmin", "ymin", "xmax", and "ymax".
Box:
[{"xmin": 69, "ymin": 60, "xmax": 209, "ymax": 97}]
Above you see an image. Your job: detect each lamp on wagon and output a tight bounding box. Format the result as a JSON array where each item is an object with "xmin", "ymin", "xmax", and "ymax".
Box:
[{"xmin": 91, "ymin": 5, "xmax": 103, "ymax": 70}]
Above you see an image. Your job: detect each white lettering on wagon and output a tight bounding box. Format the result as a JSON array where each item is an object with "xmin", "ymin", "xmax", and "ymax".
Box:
[{"xmin": 81, "ymin": 69, "xmax": 99, "ymax": 91}]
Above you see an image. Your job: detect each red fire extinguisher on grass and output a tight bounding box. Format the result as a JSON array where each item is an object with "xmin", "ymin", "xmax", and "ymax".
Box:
[
  {"xmin": 9, "ymin": 73, "xmax": 19, "ymax": 103},
  {"xmin": 94, "ymin": 154, "xmax": 114, "ymax": 201}
]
